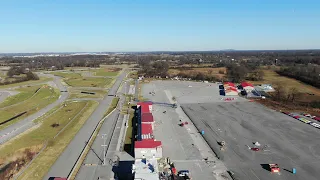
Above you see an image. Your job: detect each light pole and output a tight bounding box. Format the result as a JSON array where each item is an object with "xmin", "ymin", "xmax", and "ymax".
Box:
[{"xmin": 101, "ymin": 133, "xmax": 108, "ymax": 166}]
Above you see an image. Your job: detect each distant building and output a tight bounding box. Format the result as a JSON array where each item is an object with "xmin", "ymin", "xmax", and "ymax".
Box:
[
  {"xmin": 223, "ymin": 82, "xmax": 238, "ymax": 96},
  {"xmin": 241, "ymin": 82, "xmax": 255, "ymax": 92}
]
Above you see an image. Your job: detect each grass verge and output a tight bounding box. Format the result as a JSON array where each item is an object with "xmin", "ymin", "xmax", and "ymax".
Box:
[
  {"xmin": 14, "ymin": 101, "xmax": 98, "ymax": 180},
  {"xmin": 103, "ymin": 97, "xmax": 119, "ymax": 117},
  {"xmin": 124, "ymin": 110, "xmax": 134, "ymax": 144}
]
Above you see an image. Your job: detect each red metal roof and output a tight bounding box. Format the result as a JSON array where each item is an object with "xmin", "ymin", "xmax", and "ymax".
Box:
[
  {"xmin": 141, "ymin": 123, "xmax": 153, "ymax": 134},
  {"xmin": 142, "ymin": 113, "xmax": 154, "ymax": 123},
  {"xmin": 135, "ymin": 140, "xmax": 162, "ymax": 148},
  {"xmin": 140, "ymin": 105, "xmax": 150, "ymax": 114},
  {"xmin": 224, "ymin": 82, "xmax": 235, "ymax": 87},
  {"xmin": 241, "ymin": 82, "xmax": 254, "ymax": 87},
  {"xmin": 137, "ymin": 102, "xmax": 153, "ymax": 106}
]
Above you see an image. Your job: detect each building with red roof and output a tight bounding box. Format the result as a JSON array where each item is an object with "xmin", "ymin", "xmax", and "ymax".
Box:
[
  {"xmin": 241, "ymin": 81, "xmax": 255, "ymax": 92},
  {"xmin": 137, "ymin": 102, "xmax": 153, "ymax": 112},
  {"xmin": 134, "ymin": 140, "xmax": 163, "ymax": 159},
  {"xmin": 141, "ymin": 113, "xmax": 154, "ymax": 129},
  {"xmin": 223, "ymin": 82, "xmax": 238, "ymax": 96},
  {"xmin": 141, "ymin": 123, "xmax": 153, "ymax": 135}
]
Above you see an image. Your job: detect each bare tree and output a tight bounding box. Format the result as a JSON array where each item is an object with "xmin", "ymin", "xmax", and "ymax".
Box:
[{"xmin": 273, "ymin": 81, "xmax": 287, "ymax": 100}]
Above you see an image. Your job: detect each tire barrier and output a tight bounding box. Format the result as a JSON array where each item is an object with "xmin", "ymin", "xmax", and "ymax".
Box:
[{"xmin": 0, "ymin": 111, "xmax": 27, "ymax": 126}]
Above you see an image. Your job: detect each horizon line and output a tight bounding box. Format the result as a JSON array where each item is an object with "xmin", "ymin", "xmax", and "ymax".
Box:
[{"xmin": 1, "ymin": 48, "xmax": 320, "ymax": 54}]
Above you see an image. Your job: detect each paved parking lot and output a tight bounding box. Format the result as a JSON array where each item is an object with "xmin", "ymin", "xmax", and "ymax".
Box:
[
  {"xmin": 143, "ymin": 80, "xmax": 320, "ymax": 180},
  {"xmin": 182, "ymin": 102, "xmax": 320, "ymax": 180},
  {"xmin": 142, "ymin": 80, "xmax": 232, "ymax": 180}
]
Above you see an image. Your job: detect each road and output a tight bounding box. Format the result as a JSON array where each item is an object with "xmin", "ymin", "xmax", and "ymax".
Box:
[
  {"xmin": 0, "ymin": 75, "xmax": 68, "ymax": 144},
  {"xmin": 75, "ymin": 80, "xmax": 129, "ymax": 180},
  {"xmin": 0, "ymin": 90, "xmax": 19, "ymax": 104},
  {"xmin": 44, "ymin": 70, "xmax": 127, "ymax": 180}
]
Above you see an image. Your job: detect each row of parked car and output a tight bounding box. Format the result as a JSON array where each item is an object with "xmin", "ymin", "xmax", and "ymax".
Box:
[{"xmin": 282, "ymin": 112, "xmax": 320, "ymax": 129}]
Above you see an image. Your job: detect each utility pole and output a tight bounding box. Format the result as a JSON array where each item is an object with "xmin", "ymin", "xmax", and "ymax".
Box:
[{"xmin": 101, "ymin": 134, "xmax": 108, "ymax": 166}]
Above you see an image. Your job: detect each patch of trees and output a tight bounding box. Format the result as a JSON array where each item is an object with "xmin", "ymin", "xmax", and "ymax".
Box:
[
  {"xmin": 0, "ymin": 66, "xmax": 39, "ymax": 86},
  {"xmin": 177, "ymin": 71, "xmax": 218, "ymax": 81},
  {"xmin": 138, "ymin": 61, "xmax": 169, "ymax": 77},
  {"xmin": 276, "ymin": 65, "xmax": 320, "ymax": 88}
]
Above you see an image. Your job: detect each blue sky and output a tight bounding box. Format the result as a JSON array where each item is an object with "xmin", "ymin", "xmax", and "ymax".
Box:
[{"xmin": 1, "ymin": 0, "xmax": 319, "ymax": 52}]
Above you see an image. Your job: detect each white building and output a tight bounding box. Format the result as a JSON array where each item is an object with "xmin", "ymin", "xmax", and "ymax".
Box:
[{"xmin": 134, "ymin": 140, "xmax": 162, "ymax": 159}]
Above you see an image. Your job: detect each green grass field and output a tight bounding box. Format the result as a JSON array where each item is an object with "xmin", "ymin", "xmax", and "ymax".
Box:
[
  {"xmin": 0, "ymin": 85, "xmax": 43, "ymax": 108},
  {"xmin": 51, "ymin": 71, "xmax": 114, "ymax": 87},
  {"xmin": 0, "ymin": 101, "xmax": 98, "ymax": 180},
  {"xmin": 68, "ymin": 88, "xmax": 107, "ymax": 99},
  {"xmin": 124, "ymin": 110, "xmax": 134, "ymax": 144},
  {"xmin": 93, "ymin": 68, "xmax": 120, "ymax": 76},
  {"xmin": 0, "ymin": 86, "xmax": 60, "ymax": 130},
  {"xmin": 0, "ymin": 76, "xmax": 52, "ymax": 89}
]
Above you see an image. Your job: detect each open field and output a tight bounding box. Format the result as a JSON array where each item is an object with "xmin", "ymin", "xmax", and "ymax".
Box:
[
  {"xmin": 0, "ymin": 85, "xmax": 43, "ymax": 108},
  {"xmin": 0, "ymin": 76, "xmax": 52, "ymax": 89},
  {"xmin": 68, "ymin": 88, "xmax": 107, "ymax": 99},
  {"xmin": 51, "ymin": 71, "xmax": 113, "ymax": 88},
  {"xmin": 0, "ymin": 86, "xmax": 60, "ymax": 130},
  {"xmin": 248, "ymin": 70, "xmax": 320, "ymax": 96},
  {"xmin": 168, "ymin": 67, "xmax": 226, "ymax": 79},
  {"xmin": 0, "ymin": 101, "xmax": 98, "ymax": 180},
  {"xmin": 141, "ymin": 80, "xmax": 320, "ymax": 180}
]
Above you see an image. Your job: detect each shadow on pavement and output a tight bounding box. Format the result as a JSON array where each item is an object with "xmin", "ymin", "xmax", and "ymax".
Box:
[{"xmin": 112, "ymin": 160, "xmax": 134, "ymax": 180}]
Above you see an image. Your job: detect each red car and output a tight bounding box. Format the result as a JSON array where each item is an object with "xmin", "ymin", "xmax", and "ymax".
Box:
[
  {"xmin": 251, "ymin": 147, "xmax": 260, "ymax": 151},
  {"xmin": 313, "ymin": 117, "xmax": 320, "ymax": 121}
]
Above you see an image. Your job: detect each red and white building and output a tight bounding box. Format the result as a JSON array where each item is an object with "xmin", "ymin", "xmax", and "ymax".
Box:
[
  {"xmin": 223, "ymin": 82, "xmax": 238, "ymax": 96},
  {"xmin": 241, "ymin": 81, "xmax": 255, "ymax": 92},
  {"xmin": 134, "ymin": 102, "xmax": 163, "ymax": 160}
]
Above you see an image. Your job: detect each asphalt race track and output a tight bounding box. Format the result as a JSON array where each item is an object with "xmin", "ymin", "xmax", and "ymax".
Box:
[{"xmin": 0, "ymin": 75, "xmax": 68, "ymax": 144}]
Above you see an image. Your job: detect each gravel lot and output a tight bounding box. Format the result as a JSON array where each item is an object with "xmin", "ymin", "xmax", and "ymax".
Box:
[{"xmin": 143, "ymin": 80, "xmax": 320, "ymax": 180}]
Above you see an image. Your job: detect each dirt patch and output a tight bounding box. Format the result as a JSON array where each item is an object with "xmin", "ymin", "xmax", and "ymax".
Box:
[{"xmin": 0, "ymin": 147, "xmax": 40, "ymax": 179}]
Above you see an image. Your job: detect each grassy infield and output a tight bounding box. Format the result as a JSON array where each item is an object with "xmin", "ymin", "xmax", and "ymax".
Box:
[
  {"xmin": 0, "ymin": 68, "xmax": 121, "ymax": 180},
  {"xmin": 0, "ymin": 85, "xmax": 60, "ymax": 131}
]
